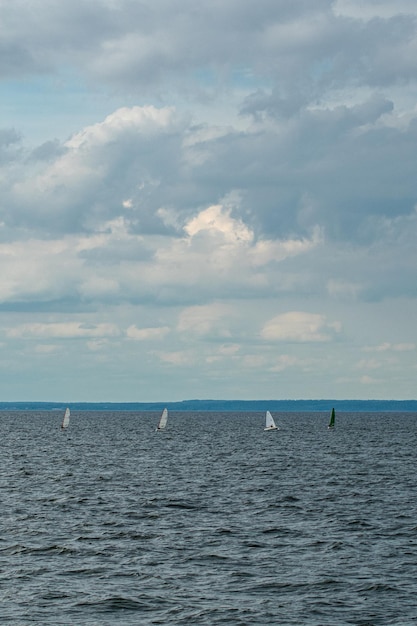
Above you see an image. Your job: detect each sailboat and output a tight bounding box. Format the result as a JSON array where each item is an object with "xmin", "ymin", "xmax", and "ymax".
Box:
[
  {"xmin": 328, "ymin": 407, "xmax": 335, "ymax": 429},
  {"xmin": 156, "ymin": 407, "xmax": 168, "ymax": 431},
  {"xmin": 61, "ymin": 407, "xmax": 70, "ymax": 429},
  {"xmin": 264, "ymin": 410, "xmax": 278, "ymax": 431}
]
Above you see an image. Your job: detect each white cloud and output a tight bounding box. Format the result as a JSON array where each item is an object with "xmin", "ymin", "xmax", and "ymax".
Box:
[
  {"xmin": 152, "ymin": 202, "xmax": 322, "ymax": 302},
  {"xmin": 34, "ymin": 344, "xmax": 59, "ymax": 354},
  {"xmin": 177, "ymin": 303, "xmax": 233, "ymax": 338},
  {"xmin": 242, "ymin": 354, "xmax": 267, "ymax": 368},
  {"xmin": 270, "ymin": 355, "xmax": 308, "ymax": 372},
  {"xmin": 261, "ymin": 312, "xmax": 342, "ymax": 343},
  {"xmin": 126, "ymin": 325, "xmax": 170, "ymax": 340},
  {"xmin": 0, "ymin": 238, "xmax": 81, "ymax": 303},
  {"xmin": 327, "ymin": 279, "xmax": 363, "ymax": 299},
  {"xmin": 360, "ymin": 374, "xmax": 381, "ymax": 385},
  {"xmin": 218, "ymin": 343, "xmax": 240, "ymax": 356},
  {"xmin": 66, "ymin": 106, "xmax": 177, "ymax": 150},
  {"xmin": 392, "ymin": 343, "xmax": 415, "ymax": 352},
  {"xmin": 364, "ymin": 342, "xmax": 416, "ymax": 352},
  {"xmin": 86, "ymin": 339, "xmax": 111, "ymax": 352},
  {"xmin": 0, "ymin": 2, "xmax": 416, "ymax": 400},
  {"xmin": 155, "ymin": 350, "xmax": 193, "ymax": 365},
  {"xmin": 7, "ymin": 322, "xmax": 119, "ymax": 339},
  {"xmin": 249, "ymin": 228, "xmax": 322, "ymax": 267},
  {"xmin": 184, "ymin": 204, "xmax": 253, "ymax": 244},
  {"xmin": 356, "ymin": 358, "xmax": 386, "ymax": 370}
]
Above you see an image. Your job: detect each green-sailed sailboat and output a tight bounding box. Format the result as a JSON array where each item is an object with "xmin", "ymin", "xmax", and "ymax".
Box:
[{"xmin": 328, "ymin": 407, "xmax": 335, "ymax": 429}]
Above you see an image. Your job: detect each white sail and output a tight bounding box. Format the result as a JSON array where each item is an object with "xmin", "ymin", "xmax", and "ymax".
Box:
[
  {"xmin": 61, "ymin": 407, "xmax": 70, "ymax": 429},
  {"xmin": 264, "ymin": 410, "xmax": 278, "ymax": 431},
  {"xmin": 156, "ymin": 408, "xmax": 168, "ymax": 430}
]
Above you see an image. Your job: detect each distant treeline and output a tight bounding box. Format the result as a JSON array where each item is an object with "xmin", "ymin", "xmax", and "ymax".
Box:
[{"xmin": 0, "ymin": 399, "xmax": 416, "ymax": 412}]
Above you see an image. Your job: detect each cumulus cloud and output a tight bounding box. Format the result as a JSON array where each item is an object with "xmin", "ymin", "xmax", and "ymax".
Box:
[
  {"xmin": 2, "ymin": 0, "xmax": 417, "ymax": 102},
  {"xmin": 177, "ymin": 303, "xmax": 233, "ymax": 338},
  {"xmin": 34, "ymin": 344, "xmax": 58, "ymax": 354},
  {"xmin": 363, "ymin": 342, "xmax": 416, "ymax": 352},
  {"xmin": 261, "ymin": 312, "xmax": 342, "ymax": 342},
  {"xmin": 360, "ymin": 374, "xmax": 381, "ymax": 385},
  {"xmin": 270, "ymin": 354, "xmax": 311, "ymax": 372},
  {"xmin": 6, "ymin": 105, "xmax": 185, "ymax": 236},
  {"xmin": 0, "ymin": 2, "xmax": 416, "ymax": 400},
  {"xmin": 126, "ymin": 325, "xmax": 170, "ymax": 340},
  {"xmin": 155, "ymin": 350, "xmax": 193, "ymax": 365},
  {"xmin": 0, "ymin": 128, "xmax": 22, "ymax": 163},
  {"xmin": 184, "ymin": 204, "xmax": 253, "ymax": 244},
  {"xmin": 7, "ymin": 322, "xmax": 119, "ymax": 339},
  {"xmin": 356, "ymin": 358, "xmax": 388, "ymax": 370}
]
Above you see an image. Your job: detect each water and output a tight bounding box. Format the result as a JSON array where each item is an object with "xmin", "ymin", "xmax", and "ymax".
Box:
[{"xmin": 1, "ymin": 410, "xmax": 417, "ymax": 625}]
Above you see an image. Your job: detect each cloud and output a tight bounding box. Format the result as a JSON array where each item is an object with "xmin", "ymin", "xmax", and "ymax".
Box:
[
  {"xmin": 29, "ymin": 139, "xmax": 68, "ymax": 162},
  {"xmin": 7, "ymin": 322, "xmax": 119, "ymax": 339},
  {"xmin": 1, "ymin": 0, "xmax": 416, "ymax": 133},
  {"xmin": 363, "ymin": 342, "xmax": 416, "ymax": 352},
  {"xmin": 356, "ymin": 358, "xmax": 387, "ymax": 370},
  {"xmin": 184, "ymin": 204, "xmax": 253, "ymax": 244},
  {"xmin": 0, "ymin": 128, "xmax": 22, "ymax": 164},
  {"xmin": 327, "ymin": 279, "xmax": 364, "ymax": 299},
  {"xmin": 360, "ymin": 374, "xmax": 381, "ymax": 385},
  {"xmin": 177, "ymin": 303, "xmax": 233, "ymax": 338},
  {"xmin": 34, "ymin": 344, "xmax": 59, "ymax": 354},
  {"xmin": 1, "ymin": 2, "xmax": 337, "ymax": 89},
  {"xmin": 155, "ymin": 350, "xmax": 193, "ymax": 365},
  {"xmin": 0, "ymin": 186, "xmax": 321, "ymax": 312},
  {"xmin": 6, "ymin": 105, "xmax": 184, "ymax": 236},
  {"xmin": 0, "ymin": 238, "xmax": 82, "ymax": 304},
  {"xmin": 261, "ymin": 312, "xmax": 342, "ymax": 342},
  {"xmin": 0, "ymin": 2, "xmax": 416, "ymax": 401},
  {"xmin": 334, "ymin": 0, "xmax": 417, "ymax": 20},
  {"xmin": 126, "ymin": 325, "xmax": 170, "ymax": 340},
  {"xmin": 3, "ymin": 93, "xmax": 417, "ymax": 255},
  {"xmin": 270, "ymin": 354, "xmax": 312, "ymax": 371}
]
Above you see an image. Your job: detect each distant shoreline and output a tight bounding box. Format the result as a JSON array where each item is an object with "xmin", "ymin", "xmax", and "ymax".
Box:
[{"xmin": 0, "ymin": 399, "xmax": 416, "ymax": 412}]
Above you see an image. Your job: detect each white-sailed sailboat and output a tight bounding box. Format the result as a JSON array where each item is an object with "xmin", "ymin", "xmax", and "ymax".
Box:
[
  {"xmin": 61, "ymin": 407, "xmax": 70, "ymax": 429},
  {"xmin": 156, "ymin": 407, "xmax": 168, "ymax": 431},
  {"xmin": 264, "ymin": 410, "xmax": 278, "ymax": 431}
]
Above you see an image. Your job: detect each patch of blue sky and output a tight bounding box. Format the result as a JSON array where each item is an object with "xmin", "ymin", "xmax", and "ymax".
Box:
[
  {"xmin": 0, "ymin": 69, "xmax": 133, "ymax": 146},
  {"xmin": 311, "ymin": 58, "xmax": 335, "ymax": 81}
]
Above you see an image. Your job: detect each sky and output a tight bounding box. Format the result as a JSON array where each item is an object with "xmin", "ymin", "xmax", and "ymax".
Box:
[{"xmin": 0, "ymin": 0, "xmax": 417, "ymax": 402}]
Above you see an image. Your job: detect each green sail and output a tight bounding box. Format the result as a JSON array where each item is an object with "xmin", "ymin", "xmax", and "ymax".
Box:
[{"xmin": 328, "ymin": 407, "xmax": 335, "ymax": 428}]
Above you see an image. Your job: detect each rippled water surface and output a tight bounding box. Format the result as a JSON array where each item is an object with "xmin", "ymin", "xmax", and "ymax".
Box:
[{"xmin": 1, "ymin": 410, "xmax": 417, "ymax": 625}]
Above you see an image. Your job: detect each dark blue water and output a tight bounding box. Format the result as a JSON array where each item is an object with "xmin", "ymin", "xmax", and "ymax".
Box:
[{"xmin": 1, "ymin": 411, "xmax": 417, "ymax": 625}]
